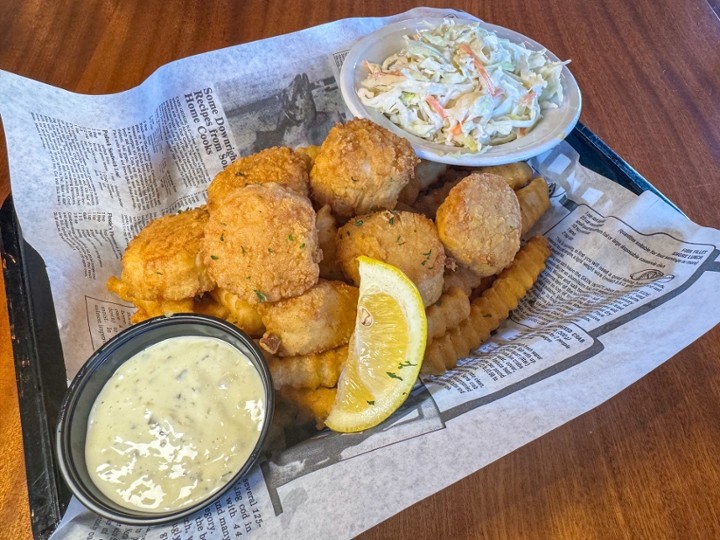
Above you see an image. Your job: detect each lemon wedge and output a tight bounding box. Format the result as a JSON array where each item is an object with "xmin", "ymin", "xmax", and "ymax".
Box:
[{"xmin": 325, "ymin": 256, "xmax": 427, "ymax": 433}]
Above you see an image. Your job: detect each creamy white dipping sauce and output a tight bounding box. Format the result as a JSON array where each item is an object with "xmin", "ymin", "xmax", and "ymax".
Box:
[{"xmin": 85, "ymin": 336, "xmax": 266, "ymax": 513}]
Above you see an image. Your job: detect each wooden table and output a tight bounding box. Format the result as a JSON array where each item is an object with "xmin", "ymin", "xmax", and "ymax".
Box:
[{"xmin": 1, "ymin": 1, "xmax": 719, "ymax": 538}]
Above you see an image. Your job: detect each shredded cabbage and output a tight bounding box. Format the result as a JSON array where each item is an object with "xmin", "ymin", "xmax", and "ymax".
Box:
[{"xmin": 358, "ymin": 19, "xmax": 569, "ymax": 153}]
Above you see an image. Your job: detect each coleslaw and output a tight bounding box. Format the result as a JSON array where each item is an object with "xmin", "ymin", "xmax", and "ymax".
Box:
[{"xmin": 357, "ymin": 19, "xmax": 569, "ymax": 153}]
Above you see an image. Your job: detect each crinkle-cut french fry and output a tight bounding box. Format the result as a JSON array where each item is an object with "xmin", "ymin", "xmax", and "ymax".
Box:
[
  {"xmin": 268, "ymin": 346, "xmax": 348, "ymax": 390},
  {"xmin": 211, "ymin": 287, "xmax": 265, "ymax": 336},
  {"xmin": 422, "ymin": 236, "xmax": 551, "ymax": 374},
  {"xmin": 279, "ymin": 386, "xmax": 337, "ymax": 430},
  {"xmin": 426, "ymin": 287, "xmax": 471, "ymax": 343},
  {"xmin": 476, "ymin": 162, "xmax": 534, "ymax": 190},
  {"xmin": 517, "ymin": 177, "xmax": 551, "ymax": 236}
]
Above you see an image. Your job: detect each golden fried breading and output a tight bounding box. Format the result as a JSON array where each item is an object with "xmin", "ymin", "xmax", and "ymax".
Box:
[
  {"xmin": 107, "ymin": 206, "xmax": 214, "ymax": 303},
  {"xmin": 309, "ymin": 118, "xmax": 418, "ymax": 217},
  {"xmin": 257, "ymin": 280, "xmax": 358, "ymax": 357},
  {"xmin": 207, "ymin": 146, "xmax": 309, "ymax": 208},
  {"xmin": 336, "ymin": 209, "xmax": 446, "ymax": 306},
  {"xmin": 422, "ymin": 236, "xmax": 551, "ymax": 374},
  {"xmin": 267, "ymin": 346, "xmax": 348, "ymax": 390},
  {"xmin": 210, "ymin": 288, "xmax": 265, "ymax": 337},
  {"xmin": 203, "ymin": 183, "xmax": 321, "ymax": 304},
  {"xmin": 436, "ymin": 173, "xmax": 521, "ymax": 277},
  {"xmin": 517, "ymin": 177, "xmax": 551, "ymax": 236},
  {"xmin": 315, "ymin": 205, "xmax": 344, "ymax": 280}
]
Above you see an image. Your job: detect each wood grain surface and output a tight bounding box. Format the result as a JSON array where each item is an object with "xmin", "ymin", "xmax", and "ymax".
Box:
[{"xmin": 1, "ymin": 1, "xmax": 718, "ymax": 539}]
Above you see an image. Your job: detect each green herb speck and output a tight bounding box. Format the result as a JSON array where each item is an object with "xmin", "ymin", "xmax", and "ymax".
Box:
[
  {"xmin": 254, "ymin": 290, "xmax": 267, "ymax": 302},
  {"xmin": 387, "ymin": 371, "xmax": 403, "ymax": 381}
]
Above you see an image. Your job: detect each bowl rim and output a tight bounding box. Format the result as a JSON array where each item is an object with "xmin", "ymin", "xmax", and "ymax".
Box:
[
  {"xmin": 55, "ymin": 313, "xmax": 274, "ymax": 526},
  {"xmin": 339, "ymin": 16, "xmax": 582, "ymax": 166}
]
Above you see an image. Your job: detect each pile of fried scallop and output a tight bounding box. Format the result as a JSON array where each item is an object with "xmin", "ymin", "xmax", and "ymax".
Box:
[{"xmin": 107, "ymin": 118, "xmax": 553, "ymax": 430}]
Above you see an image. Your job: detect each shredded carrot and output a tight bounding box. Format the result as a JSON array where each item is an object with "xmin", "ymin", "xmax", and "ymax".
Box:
[
  {"xmin": 459, "ymin": 43, "xmax": 500, "ymax": 97},
  {"xmin": 425, "ymin": 95, "xmax": 446, "ymax": 118},
  {"xmin": 520, "ymin": 90, "xmax": 536, "ymax": 108}
]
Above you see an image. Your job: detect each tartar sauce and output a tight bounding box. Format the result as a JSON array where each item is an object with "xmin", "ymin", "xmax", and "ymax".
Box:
[{"xmin": 85, "ymin": 336, "xmax": 266, "ymax": 513}]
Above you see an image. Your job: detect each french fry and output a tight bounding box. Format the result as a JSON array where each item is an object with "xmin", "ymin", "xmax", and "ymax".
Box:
[
  {"xmin": 268, "ymin": 346, "xmax": 347, "ymax": 390},
  {"xmin": 211, "ymin": 287, "xmax": 265, "ymax": 336},
  {"xmin": 476, "ymin": 162, "xmax": 534, "ymax": 190},
  {"xmin": 517, "ymin": 177, "xmax": 551, "ymax": 236},
  {"xmin": 422, "ymin": 236, "xmax": 551, "ymax": 374},
  {"xmin": 426, "ymin": 287, "xmax": 471, "ymax": 343}
]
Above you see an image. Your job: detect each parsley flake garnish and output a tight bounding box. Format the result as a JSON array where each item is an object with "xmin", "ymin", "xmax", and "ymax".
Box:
[
  {"xmin": 210, "ymin": 255, "xmax": 219, "ymax": 260},
  {"xmin": 386, "ymin": 371, "xmax": 403, "ymax": 381},
  {"xmin": 354, "ymin": 219, "xmax": 364, "ymax": 227},
  {"xmin": 366, "ymin": 400, "xmax": 375, "ymax": 405},
  {"xmin": 254, "ymin": 290, "xmax": 267, "ymax": 302}
]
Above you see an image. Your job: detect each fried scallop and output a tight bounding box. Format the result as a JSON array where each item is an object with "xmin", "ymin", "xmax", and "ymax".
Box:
[
  {"xmin": 202, "ymin": 182, "xmax": 321, "ymax": 304},
  {"xmin": 436, "ymin": 173, "xmax": 521, "ymax": 277},
  {"xmin": 257, "ymin": 280, "xmax": 358, "ymax": 357},
  {"xmin": 207, "ymin": 146, "xmax": 309, "ymax": 208},
  {"xmin": 336, "ymin": 210, "xmax": 446, "ymax": 306},
  {"xmin": 107, "ymin": 206, "xmax": 213, "ymax": 303},
  {"xmin": 309, "ymin": 118, "xmax": 418, "ymax": 217}
]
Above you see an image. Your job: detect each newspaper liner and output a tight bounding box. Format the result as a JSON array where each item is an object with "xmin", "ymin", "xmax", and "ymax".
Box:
[{"xmin": 0, "ymin": 7, "xmax": 718, "ymax": 540}]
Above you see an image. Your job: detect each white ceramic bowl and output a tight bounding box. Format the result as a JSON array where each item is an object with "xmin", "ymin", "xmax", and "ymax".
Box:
[{"xmin": 340, "ymin": 17, "xmax": 582, "ymax": 166}]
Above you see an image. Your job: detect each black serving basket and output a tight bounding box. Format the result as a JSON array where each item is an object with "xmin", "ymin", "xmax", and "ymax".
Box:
[{"xmin": 0, "ymin": 123, "xmax": 674, "ymax": 539}]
